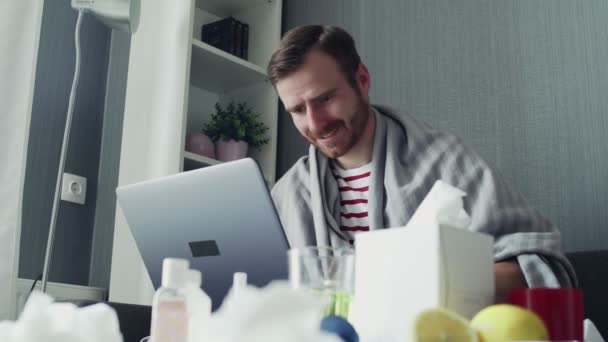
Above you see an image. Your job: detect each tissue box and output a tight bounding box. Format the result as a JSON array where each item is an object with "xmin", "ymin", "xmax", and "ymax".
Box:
[{"xmin": 350, "ymin": 224, "xmax": 494, "ymax": 341}]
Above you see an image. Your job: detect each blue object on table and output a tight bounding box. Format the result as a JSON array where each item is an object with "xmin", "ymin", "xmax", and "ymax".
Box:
[{"xmin": 320, "ymin": 315, "xmax": 359, "ymax": 342}]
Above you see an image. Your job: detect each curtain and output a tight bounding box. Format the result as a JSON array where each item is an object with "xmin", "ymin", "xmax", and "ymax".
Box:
[{"xmin": 0, "ymin": 0, "xmax": 45, "ymax": 319}]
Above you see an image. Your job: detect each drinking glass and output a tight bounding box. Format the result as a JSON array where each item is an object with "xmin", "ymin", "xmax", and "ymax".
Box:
[{"xmin": 288, "ymin": 246, "xmax": 355, "ymax": 319}]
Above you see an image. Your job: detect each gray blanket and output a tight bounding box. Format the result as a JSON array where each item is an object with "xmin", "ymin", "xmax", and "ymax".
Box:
[{"xmin": 271, "ymin": 105, "xmax": 576, "ymax": 287}]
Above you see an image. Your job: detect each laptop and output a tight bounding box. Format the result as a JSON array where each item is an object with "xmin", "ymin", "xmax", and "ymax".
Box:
[{"xmin": 115, "ymin": 158, "xmax": 289, "ymax": 310}]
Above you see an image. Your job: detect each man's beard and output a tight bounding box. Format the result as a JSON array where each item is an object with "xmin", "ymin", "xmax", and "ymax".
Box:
[{"xmin": 308, "ymin": 98, "xmax": 370, "ymax": 159}]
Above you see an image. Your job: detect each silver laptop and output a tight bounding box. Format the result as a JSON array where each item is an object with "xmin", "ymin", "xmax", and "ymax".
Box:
[{"xmin": 115, "ymin": 158, "xmax": 289, "ymax": 310}]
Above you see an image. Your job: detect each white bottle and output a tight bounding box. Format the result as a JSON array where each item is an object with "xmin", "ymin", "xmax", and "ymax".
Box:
[
  {"xmin": 150, "ymin": 258, "xmax": 189, "ymax": 342},
  {"xmin": 231, "ymin": 272, "xmax": 248, "ymax": 302},
  {"xmin": 185, "ymin": 269, "xmax": 212, "ymax": 342}
]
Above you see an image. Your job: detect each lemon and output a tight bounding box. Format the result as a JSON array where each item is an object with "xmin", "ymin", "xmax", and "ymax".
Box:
[
  {"xmin": 471, "ymin": 304, "xmax": 549, "ymax": 342},
  {"xmin": 413, "ymin": 308, "xmax": 478, "ymax": 342}
]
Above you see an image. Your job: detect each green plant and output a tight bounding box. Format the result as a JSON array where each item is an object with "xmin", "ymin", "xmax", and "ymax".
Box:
[{"xmin": 202, "ymin": 101, "xmax": 270, "ymax": 150}]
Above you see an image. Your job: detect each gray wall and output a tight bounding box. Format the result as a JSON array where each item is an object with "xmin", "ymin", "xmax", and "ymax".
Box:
[
  {"xmin": 279, "ymin": 0, "xmax": 608, "ymax": 252},
  {"xmin": 19, "ymin": 1, "xmax": 112, "ymax": 285}
]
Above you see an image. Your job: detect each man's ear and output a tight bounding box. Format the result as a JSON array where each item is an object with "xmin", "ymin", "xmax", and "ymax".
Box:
[{"xmin": 356, "ymin": 63, "xmax": 371, "ymax": 99}]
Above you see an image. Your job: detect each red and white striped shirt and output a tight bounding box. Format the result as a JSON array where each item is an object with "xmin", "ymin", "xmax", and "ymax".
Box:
[{"xmin": 332, "ymin": 162, "xmax": 372, "ymax": 244}]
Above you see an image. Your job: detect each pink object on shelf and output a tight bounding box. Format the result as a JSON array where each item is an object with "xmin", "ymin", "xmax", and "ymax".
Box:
[
  {"xmin": 216, "ymin": 139, "xmax": 248, "ymax": 161},
  {"xmin": 185, "ymin": 132, "xmax": 215, "ymax": 159}
]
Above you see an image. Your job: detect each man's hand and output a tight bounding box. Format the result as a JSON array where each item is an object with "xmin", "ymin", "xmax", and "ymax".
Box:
[{"xmin": 494, "ymin": 259, "xmax": 528, "ymax": 303}]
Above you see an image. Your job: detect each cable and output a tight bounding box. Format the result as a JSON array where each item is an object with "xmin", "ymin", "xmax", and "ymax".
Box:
[
  {"xmin": 27, "ymin": 273, "xmax": 43, "ymax": 297},
  {"xmin": 41, "ymin": 10, "xmax": 84, "ymax": 293}
]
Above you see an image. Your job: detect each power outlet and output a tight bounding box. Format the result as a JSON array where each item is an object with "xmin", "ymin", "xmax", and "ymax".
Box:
[{"xmin": 61, "ymin": 173, "xmax": 87, "ymax": 205}]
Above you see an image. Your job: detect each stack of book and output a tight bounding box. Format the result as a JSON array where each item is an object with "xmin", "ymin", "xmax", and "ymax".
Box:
[{"xmin": 201, "ymin": 17, "xmax": 249, "ymax": 60}]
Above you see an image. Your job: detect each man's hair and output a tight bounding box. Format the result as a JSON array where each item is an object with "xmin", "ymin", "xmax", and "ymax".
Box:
[{"xmin": 267, "ymin": 25, "xmax": 362, "ymax": 89}]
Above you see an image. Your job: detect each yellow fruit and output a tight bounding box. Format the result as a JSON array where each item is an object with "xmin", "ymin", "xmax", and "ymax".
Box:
[
  {"xmin": 413, "ymin": 308, "xmax": 478, "ymax": 342},
  {"xmin": 471, "ymin": 304, "xmax": 549, "ymax": 342}
]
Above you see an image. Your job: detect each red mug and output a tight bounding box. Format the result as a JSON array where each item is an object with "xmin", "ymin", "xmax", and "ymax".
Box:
[{"xmin": 508, "ymin": 288, "xmax": 584, "ymax": 341}]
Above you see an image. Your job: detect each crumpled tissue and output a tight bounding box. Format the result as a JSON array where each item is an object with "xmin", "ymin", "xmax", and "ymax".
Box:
[
  {"xmin": 406, "ymin": 180, "xmax": 471, "ymax": 230},
  {"xmin": 0, "ymin": 291, "xmax": 122, "ymax": 342},
  {"xmin": 192, "ymin": 281, "xmax": 342, "ymax": 342},
  {"xmin": 585, "ymin": 318, "xmax": 606, "ymax": 342}
]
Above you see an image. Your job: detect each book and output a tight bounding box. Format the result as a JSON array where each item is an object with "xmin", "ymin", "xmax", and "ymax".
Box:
[
  {"xmin": 235, "ymin": 20, "xmax": 243, "ymax": 58},
  {"xmin": 241, "ymin": 22, "xmax": 249, "ymax": 60},
  {"xmin": 227, "ymin": 19, "xmax": 237, "ymax": 55},
  {"xmin": 201, "ymin": 17, "xmax": 238, "ymax": 56},
  {"xmin": 201, "ymin": 17, "xmax": 250, "ymax": 60}
]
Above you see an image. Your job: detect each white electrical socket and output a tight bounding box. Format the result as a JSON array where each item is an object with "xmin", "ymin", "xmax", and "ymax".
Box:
[{"xmin": 61, "ymin": 173, "xmax": 87, "ymax": 205}]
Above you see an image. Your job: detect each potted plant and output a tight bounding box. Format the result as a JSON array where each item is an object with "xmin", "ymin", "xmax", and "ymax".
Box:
[{"xmin": 203, "ymin": 101, "xmax": 269, "ymax": 161}]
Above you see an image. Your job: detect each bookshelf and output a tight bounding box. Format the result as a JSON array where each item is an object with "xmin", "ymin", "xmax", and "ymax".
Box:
[
  {"xmin": 190, "ymin": 39, "xmax": 266, "ymax": 92},
  {"xmin": 184, "ymin": 152, "xmax": 274, "ymax": 187},
  {"xmin": 185, "ymin": 0, "xmax": 282, "ymax": 184},
  {"xmin": 183, "ymin": 151, "xmax": 222, "ymax": 170},
  {"xmin": 194, "ymin": 0, "xmax": 272, "ymax": 17},
  {"xmin": 110, "ymin": 0, "xmax": 282, "ymax": 305}
]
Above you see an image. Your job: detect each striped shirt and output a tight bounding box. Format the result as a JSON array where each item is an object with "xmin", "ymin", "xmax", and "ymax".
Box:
[{"xmin": 332, "ymin": 162, "xmax": 372, "ymax": 243}]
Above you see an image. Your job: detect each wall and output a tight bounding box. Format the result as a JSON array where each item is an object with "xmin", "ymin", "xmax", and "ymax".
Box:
[
  {"xmin": 279, "ymin": 0, "xmax": 608, "ymax": 252},
  {"xmin": 19, "ymin": 1, "xmax": 111, "ymax": 285}
]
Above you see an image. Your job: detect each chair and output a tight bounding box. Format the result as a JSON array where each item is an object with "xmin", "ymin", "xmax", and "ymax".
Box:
[{"xmin": 566, "ymin": 250, "xmax": 608, "ymax": 339}]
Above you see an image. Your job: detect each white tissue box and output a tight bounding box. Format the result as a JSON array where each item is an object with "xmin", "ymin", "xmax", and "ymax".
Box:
[{"xmin": 350, "ymin": 224, "xmax": 494, "ymax": 341}]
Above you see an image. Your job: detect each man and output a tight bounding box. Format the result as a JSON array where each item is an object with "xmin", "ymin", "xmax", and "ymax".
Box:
[{"xmin": 267, "ymin": 25, "xmax": 576, "ymax": 302}]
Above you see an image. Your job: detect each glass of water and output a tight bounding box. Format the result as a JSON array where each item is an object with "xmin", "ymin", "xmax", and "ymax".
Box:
[{"xmin": 288, "ymin": 246, "xmax": 355, "ymax": 319}]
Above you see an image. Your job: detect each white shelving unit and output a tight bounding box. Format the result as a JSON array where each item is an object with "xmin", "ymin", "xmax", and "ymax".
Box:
[
  {"xmin": 184, "ymin": 151, "xmax": 273, "ymax": 187},
  {"xmin": 185, "ymin": 0, "xmax": 282, "ymax": 184},
  {"xmin": 194, "ymin": 0, "xmax": 272, "ymax": 16},
  {"xmin": 110, "ymin": 0, "xmax": 282, "ymax": 304},
  {"xmin": 183, "ymin": 151, "xmax": 222, "ymax": 170},
  {"xmin": 190, "ymin": 39, "xmax": 267, "ymax": 92}
]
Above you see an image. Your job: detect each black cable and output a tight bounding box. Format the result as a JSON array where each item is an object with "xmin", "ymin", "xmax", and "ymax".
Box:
[
  {"xmin": 28, "ymin": 273, "xmax": 43, "ymax": 297},
  {"xmin": 15, "ymin": 273, "xmax": 44, "ymax": 317}
]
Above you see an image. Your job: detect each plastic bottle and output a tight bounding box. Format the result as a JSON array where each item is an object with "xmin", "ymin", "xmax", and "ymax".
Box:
[
  {"xmin": 185, "ymin": 269, "xmax": 212, "ymax": 342},
  {"xmin": 150, "ymin": 258, "xmax": 189, "ymax": 342},
  {"xmin": 231, "ymin": 272, "xmax": 247, "ymax": 302}
]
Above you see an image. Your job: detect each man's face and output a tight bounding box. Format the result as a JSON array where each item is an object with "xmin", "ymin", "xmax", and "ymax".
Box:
[{"xmin": 276, "ymin": 50, "xmax": 371, "ymax": 159}]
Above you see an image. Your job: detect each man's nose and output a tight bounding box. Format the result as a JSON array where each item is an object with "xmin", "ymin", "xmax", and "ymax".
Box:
[{"xmin": 307, "ymin": 104, "xmax": 329, "ymax": 133}]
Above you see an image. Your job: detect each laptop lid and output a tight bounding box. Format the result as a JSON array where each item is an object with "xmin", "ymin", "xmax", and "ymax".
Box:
[{"xmin": 115, "ymin": 158, "xmax": 289, "ymax": 310}]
